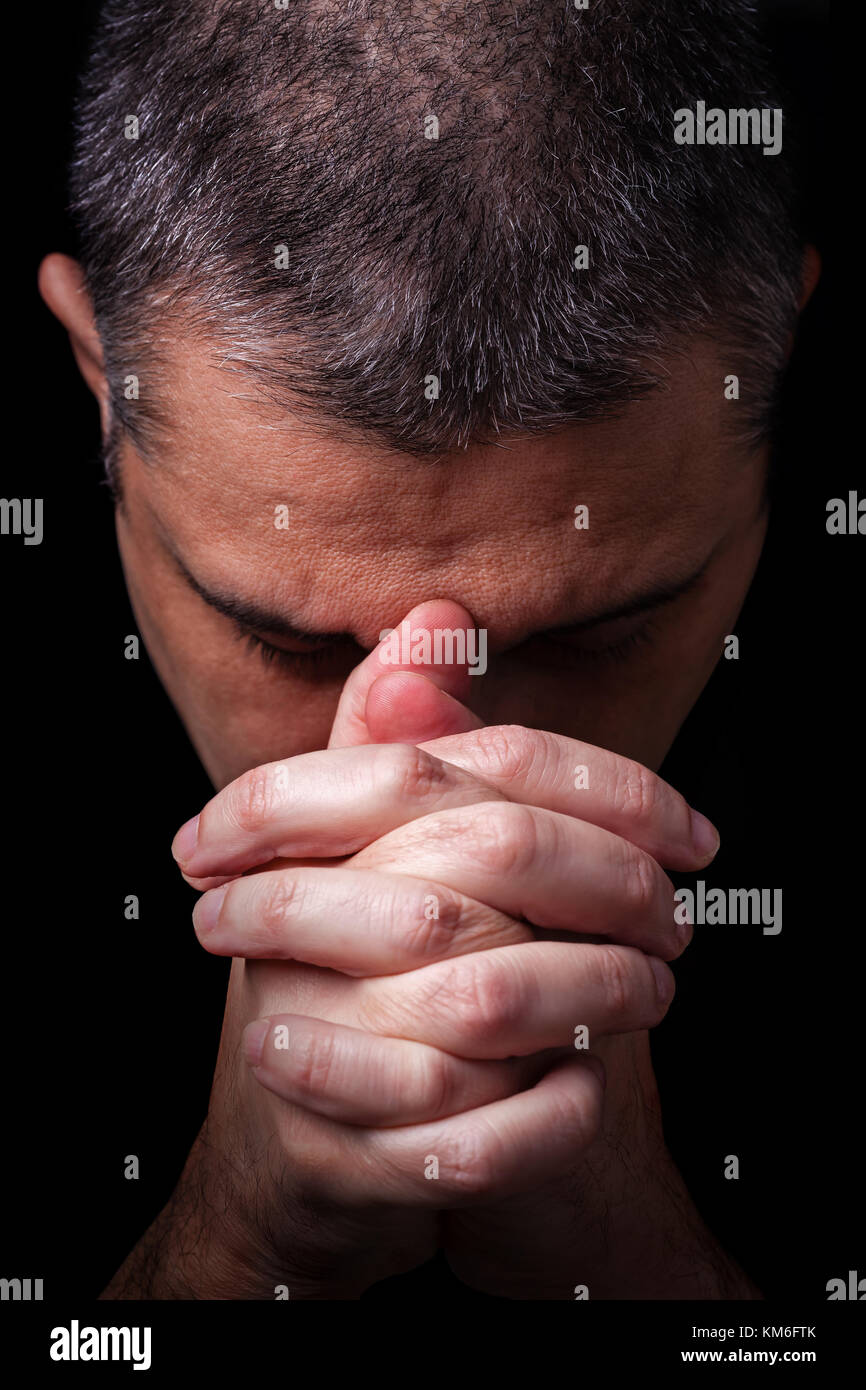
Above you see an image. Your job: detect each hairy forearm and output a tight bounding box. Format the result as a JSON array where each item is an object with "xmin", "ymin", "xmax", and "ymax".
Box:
[
  {"xmin": 100, "ymin": 1129, "xmax": 283, "ymax": 1300},
  {"xmin": 573, "ymin": 1145, "xmax": 763, "ymax": 1300},
  {"xmin": 574, "ymin": 1039, "xmax": 763, "ymax": 1300},
  {"xmin": 444, "ymin": 1034, "xmax": 764, "ymax": 1301},
  {"xmin": 443, "ymin": 1142, "xmax": 762, "ymax": 1302},
  {"xmin": 99, "ymin": 1126, "xmax": 370, "ymax": 1301},
  {"xmin": 100, "ymin": 1119, "xmax": 439, "ymax": 1300},
  {"xmin": 99, "ymin": 1196, "xmax": 261, "ymax": 1300}
]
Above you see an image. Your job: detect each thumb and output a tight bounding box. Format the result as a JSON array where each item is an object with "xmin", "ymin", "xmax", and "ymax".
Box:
[{"xmin": 328, "ymin": 598, "xmax": 485, "ymax": 749}]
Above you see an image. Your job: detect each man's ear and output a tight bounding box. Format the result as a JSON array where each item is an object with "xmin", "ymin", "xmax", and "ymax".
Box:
[
  {"xmin": 38, "ymin": 253, "xmax": 111, "ymax": 437},
  {"xmin": 782, "ymin": 244, "xmax": 821, "ymax": 363},
  {"xmin": 798, "ymin": 243, "xmax": 821, "ymax": 313}
]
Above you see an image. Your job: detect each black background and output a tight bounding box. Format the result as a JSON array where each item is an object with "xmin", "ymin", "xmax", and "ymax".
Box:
[{"xmin": 5, "ymin": 0, "xmax": 860, "ymax": 1316}]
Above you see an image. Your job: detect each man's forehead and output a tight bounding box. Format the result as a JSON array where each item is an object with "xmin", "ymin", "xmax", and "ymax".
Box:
[
  {"xmin": 131, "ymin": 337, "xmax": 750, "ymax": 636},
  {"xmin": 152, "ymin": 338, "xmax": 724, "ymax": 494}
]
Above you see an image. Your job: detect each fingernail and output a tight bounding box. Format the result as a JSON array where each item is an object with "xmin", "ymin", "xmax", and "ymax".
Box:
[
  {"xmin": 690, "ymin": 808, "xmax": 720, "ymax": 863},
  {"xmin": 649, "ymin": 956, "xmax": 675, "ymax": 1007},
  {"xmin": 583, "ymin": 1055, "xmax": 606, "ymax": 1088},
  {"xmin": 193, "ymin": 883, "xmax": 229, "ymax": 937},
  {"xmin": 172, "ymin": 814, "xmax": 200, "ymax": 866},
  {"xmin": 243, "ymin": 1018, "xmax": 271, "ymax": 1067}
]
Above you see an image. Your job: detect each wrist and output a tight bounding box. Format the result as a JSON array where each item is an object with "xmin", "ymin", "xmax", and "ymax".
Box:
[
  {"xmin": 575, "ymin": 1144, "xmax": 763, "ymax": 1300},
  {"xmin": 574, "ymin": 1034, "xmax": 761, "ymax": 1299},
  {"xmin": 99, "ymin": 1125, "xmax": 367, "ymax": 1300},
  {"xmin": 445, "ymin": 1034, "xmax": 761, "ymax": 1301}
]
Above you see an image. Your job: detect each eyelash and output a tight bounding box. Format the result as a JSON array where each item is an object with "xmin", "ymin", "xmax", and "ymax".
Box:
[
  {"xmin": 528, "ymin": 620, "xmax": 657, "ymax": 670},
  {"xmin": 239, "ymin": 630, "xmax": 347, "ymax": 676},
  {"xmin": 239, "ymin": 620, "xmax": 657, "ymax": 676}
]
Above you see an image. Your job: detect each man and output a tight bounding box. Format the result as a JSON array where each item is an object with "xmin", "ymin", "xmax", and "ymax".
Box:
[{"xmin": 38, "ymin": 0, "xmax": 820, "ymax": 1298}]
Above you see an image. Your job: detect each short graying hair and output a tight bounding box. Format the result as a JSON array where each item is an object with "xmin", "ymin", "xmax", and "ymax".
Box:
[{"xmin": 68, "ymin": 0, "xmax": 803, "ymax": 484}]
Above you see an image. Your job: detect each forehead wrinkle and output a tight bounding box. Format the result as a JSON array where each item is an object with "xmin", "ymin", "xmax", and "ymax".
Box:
[
  {"xmin": 133, "ymin": 336, "xmax": 753, "ymax": 637},
  {"xmin": 135, "ymin": 437, "xmax": 737, "ymax": 656},
  {"xmin": 142, "ymin": 440, "xmax": 722, "ymax": 641},
  {"xmin": 158, "ymin": 413, "xmax": 695, "ymax": 550}
]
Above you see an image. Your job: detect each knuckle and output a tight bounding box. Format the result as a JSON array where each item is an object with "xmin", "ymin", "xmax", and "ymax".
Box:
[
  {"xmin": 594, "ymin": 945, "xmax": 637, "ymax": 1022},
  {"xmin": 620, "ymin": 845, "xmax": 659, "ymax": 916},
  {"xmin": 256, "ymin": 874, "xmax": 304, "ymax": 943},
  {"xmin": 416, "ymin": 1050, "xmax": 455, "ymax": 1117},
  {"xmin": 613, "ymin": 758, "xmax": 658, "ymax": 825},
  {"xmin": 227, "ymin": 762, "xmax": 290, "ymax": 836},
  {"xmin": 560, "ymin": 1076, "xmax": 605, "ymax": 1150},
  {"xmin": 466, "ymin": 724, "xmax": 541, "ymax": 783},
  {"xmin": 440, "ymin": 1120, "xmax": 501, "ymax": 1197},
  {"xmin": 399, "ymin": 887, "xmax": 465, "ymax": 960},
  {"xmin": 465, "ymin": 801, "xmax": 538, "ymax": 877},
  {"xmin": 533, "ymin": 1072, "xmax": 601, "ymax": 1156},
  {"xmin": 289, "ymin": 1026, "xmax": 336, "ymax": 1096},
  {"xmin": 426, "ymin": 954, "xmax": 518, "ymax": 1048},
  {"xmin": 385, "ymin": 743, "xmax": 452, "ymax": 806}
]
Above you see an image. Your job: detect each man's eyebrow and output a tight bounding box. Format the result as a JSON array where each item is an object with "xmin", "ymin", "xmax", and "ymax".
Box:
[
  {"xmin": 168, "ymin": 540, "xmax": 712, "ymax": 648},
  {"xmin": 547, "ymin": 559, "xmax": 713, "ymax": 634},
  {"xmin": 171, "ymin": 552, "xmax": 356, "ymax": 646}
]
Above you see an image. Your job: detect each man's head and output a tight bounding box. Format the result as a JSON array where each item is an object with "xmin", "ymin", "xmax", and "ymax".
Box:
[{"xmin": 41, "ymin": 0, "xmax": 817, "ymax": 786}]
